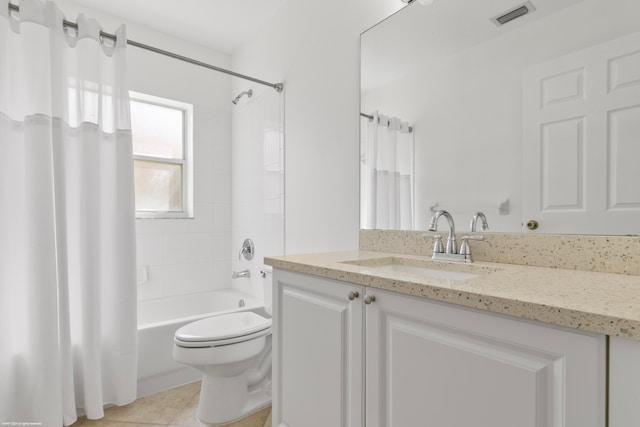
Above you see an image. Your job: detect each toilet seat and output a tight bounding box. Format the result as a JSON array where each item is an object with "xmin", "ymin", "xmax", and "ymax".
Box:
[{"xmin": 174, "ymin": 311, "xmax": 272, "ymax": 348}]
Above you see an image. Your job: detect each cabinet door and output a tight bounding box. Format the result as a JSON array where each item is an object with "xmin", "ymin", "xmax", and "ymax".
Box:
[
  {"xmin": 273, "ymin": 270, "xmax": 364, "ymax": 427},
  {"xmin": 366, "ymin": 289, "xmax": 606, "ymax": 427},
  {"xmin": 609, "ymin": 336, "xmax": 640, "ymax": 427}
]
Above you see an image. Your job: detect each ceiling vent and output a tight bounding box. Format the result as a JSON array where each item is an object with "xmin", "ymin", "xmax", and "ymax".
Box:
[{"xmin": 492, "ymin": 1, "xmax": 536, "ymax": 26}]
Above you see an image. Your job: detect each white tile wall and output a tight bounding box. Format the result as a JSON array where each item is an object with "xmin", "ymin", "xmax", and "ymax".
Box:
[
  {"xmin": 231, "ymin": 89, "xmax": 285, "ymax": 299},
  {"xmin": 133, "ymin": 94, "xmax": 288, "ymax": 303},
  {"xmin": 136, "ymin": 108, "xmax": 232, "ymax": 301}
]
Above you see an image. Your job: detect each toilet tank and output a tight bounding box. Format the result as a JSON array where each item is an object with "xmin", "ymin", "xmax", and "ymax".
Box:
[{"xmin": 261, "ymin": 265, "xmax": 273, "ymax": 315}]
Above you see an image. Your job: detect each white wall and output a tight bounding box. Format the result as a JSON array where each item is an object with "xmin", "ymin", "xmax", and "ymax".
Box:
[
  {"xmin": 57, "ymin": 0, "xmax": 234, "ymax": 302},
  {"xmin": 232, "ymin": 0, "xmax": 404, "ymax": 254}
]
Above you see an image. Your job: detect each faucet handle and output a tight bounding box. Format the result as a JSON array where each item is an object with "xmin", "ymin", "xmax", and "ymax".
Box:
[
  {"xmin": 461, "ymin": 235, "xmax": 485, "ymax": 242},
  {"xmin": 423, "ymin": 233, "xmax": 445, "ymax": 254},
  {"xmin": 459, "ymin": 235, "xmax": 485, "ymax": 261},
  {"xmin": 239, "ymin": 238, "xmax": 255, "ymax": 261}
]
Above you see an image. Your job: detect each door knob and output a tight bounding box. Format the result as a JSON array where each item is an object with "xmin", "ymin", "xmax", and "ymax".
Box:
[
  {"xmin": 526, "ymin": 220, "xmax": 539, "ymax": 230},
  {"xmin": 364, "ymin": 294, "xmax": 376, "ymax": 305},
  {"xmin": 348, "ymin": 291, "xmax": 359, "ymax": 301}
]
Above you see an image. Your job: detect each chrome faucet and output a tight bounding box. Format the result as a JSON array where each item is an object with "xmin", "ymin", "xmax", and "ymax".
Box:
[
  {"xmin": 470, "ymin": 212, "xmax": 489, "ymax": 232},
  {"xmin": 424, "ymin": 210, "xmax": 485, "ymax": 263},
  {"xmin": 428, "ymin": 210, "xmax": 457, "ymax": 254},
  {"xmin": 232, "ymin": 269, "xmax": 251, "ymax": 279}
]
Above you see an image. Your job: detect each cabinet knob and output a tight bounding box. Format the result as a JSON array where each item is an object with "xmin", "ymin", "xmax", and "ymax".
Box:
[
  {"xmin": 364, "ymin": 294, "xmax": 376, "ymax": 305},
  {"xmin": 348, "ymin": 291, "xmax": 359, "ymax": 301}
]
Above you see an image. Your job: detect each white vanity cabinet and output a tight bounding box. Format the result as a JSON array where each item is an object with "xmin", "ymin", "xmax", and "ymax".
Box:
[{"xmin": 273, "ymin": 269, "xmax": 607, "ymax": 427}]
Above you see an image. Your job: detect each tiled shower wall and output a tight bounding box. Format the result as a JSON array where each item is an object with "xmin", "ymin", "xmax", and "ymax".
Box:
[
  {"xmin": 136, "ymin": 107, "xmax": 232, "ymax": 301},
  {"xmin": 231, "ymin": 87, "xmax": 285, "ymax": 299}
]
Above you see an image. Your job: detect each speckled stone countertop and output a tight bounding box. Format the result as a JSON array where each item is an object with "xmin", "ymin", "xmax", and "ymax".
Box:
[{"xmin": 264, "ymin": 250, "xmax": 640, "ymax": 341}]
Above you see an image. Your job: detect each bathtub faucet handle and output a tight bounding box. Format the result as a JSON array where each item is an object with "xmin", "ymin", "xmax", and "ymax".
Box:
[{"xmin": 239, "ymin": 238, "xmax": 255, "ymax": 261}]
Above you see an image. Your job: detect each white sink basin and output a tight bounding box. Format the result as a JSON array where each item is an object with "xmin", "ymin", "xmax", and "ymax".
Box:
[
  {"xmin": 368, "ymin": 263, "xmax": 477, "ymax": 281},
  {"xmin": 341, "ymin": 256, "xmax": 498, "ymax": 282}
]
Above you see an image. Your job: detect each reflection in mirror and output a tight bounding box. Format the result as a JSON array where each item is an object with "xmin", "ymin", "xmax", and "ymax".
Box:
[
  {"xmin": 360, "ymin": 112, "xmax": 415, "ymax": 230},
  {"xmin": 361, "ymin": 0, "xmax": 640, "ymax": 235}
]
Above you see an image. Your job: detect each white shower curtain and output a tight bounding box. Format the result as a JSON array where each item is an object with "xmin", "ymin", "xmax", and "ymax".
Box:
[
  {"xmin": 0, "ymin": 1, "xmax": 137, "ymax": 425},
  {"xmin": 361, "ymin": 112, "xmax": 414, "ymax": 230}
]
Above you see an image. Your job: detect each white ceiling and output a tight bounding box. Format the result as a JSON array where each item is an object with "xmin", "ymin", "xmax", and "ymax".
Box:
[{"xmin": 69, "ymin": 0, "xmax": 288, "ymax": 54}]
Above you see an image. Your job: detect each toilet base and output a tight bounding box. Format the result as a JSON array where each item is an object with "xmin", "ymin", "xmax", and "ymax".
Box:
[{"xmin": 197, "ymin": 373, "xmax": 272, "ymax": 425}]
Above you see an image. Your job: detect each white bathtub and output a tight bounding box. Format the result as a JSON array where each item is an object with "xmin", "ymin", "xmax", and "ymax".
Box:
[{"xmin": 137, "ymin": 289, "xmax": 263, "ymax": 397}]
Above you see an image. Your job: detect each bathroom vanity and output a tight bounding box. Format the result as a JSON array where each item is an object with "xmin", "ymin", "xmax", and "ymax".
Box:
[{"xmin": 265, "ymin": 238, "xmax": 640, "ymax": 427}]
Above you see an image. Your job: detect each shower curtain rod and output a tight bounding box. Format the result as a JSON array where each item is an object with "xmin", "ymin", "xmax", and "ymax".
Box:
[
  {"xmin": 361, "ymin": 112, "xmax": 413, "ymax": 133},
  {"xmin": 7, "ymin": 3, "xmax": 284, "ymax": 93}
]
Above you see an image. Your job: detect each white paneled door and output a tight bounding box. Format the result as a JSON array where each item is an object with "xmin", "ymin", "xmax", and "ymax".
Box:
[{"xmin": 523, "ymin": 32, "xmax": 640, "ymax": 234}]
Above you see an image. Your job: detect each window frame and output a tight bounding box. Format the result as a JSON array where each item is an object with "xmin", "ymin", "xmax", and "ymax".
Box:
[{"xmin": 130, "ymin": 91, "xmax": 194, "ymax": 219}]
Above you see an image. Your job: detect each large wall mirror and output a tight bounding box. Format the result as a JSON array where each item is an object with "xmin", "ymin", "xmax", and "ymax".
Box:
[{"xmin": 360, "ymin": 0, "xmax": 640, "ymax": 235}]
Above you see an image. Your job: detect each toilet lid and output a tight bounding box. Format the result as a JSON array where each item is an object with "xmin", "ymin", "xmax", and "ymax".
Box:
[{"xmin": 175, "ymin": 312, "xmax": 271, "ymax": 343}]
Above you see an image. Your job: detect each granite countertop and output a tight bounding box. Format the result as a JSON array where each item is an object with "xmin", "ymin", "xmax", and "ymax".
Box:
[{"xmin": 265, "ymin": 250, "xmax": 640, "ymax": 341}]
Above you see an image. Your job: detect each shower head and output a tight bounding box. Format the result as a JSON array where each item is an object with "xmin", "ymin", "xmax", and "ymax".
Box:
[{"xmin": 232, "ymin": 89, "xmax": 253, "ymax": 105}]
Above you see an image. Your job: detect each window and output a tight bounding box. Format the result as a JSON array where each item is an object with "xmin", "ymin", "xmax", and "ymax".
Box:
[{"xmin": 130, "ymin": 92, "xmax": 193, "ymax": 218}]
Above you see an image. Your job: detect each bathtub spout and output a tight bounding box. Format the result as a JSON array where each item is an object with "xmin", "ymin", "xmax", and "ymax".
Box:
[
  {"xmin": 247, "ymin": 346, "xmax": 272, "ymax": 388},
  {"xmin": 232, "ymin": 269, "xmax": 251, "ymax": 279}
]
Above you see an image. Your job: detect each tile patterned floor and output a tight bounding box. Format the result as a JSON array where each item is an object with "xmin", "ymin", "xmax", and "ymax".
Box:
[{"xmin": 72, "ymin": 382, "xmax": 272, "ymax": 427}]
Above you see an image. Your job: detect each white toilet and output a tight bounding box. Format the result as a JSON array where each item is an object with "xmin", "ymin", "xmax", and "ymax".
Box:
[{"xmin": 173, "ymin": 267, "xmax": 273, "ymax": 425}]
